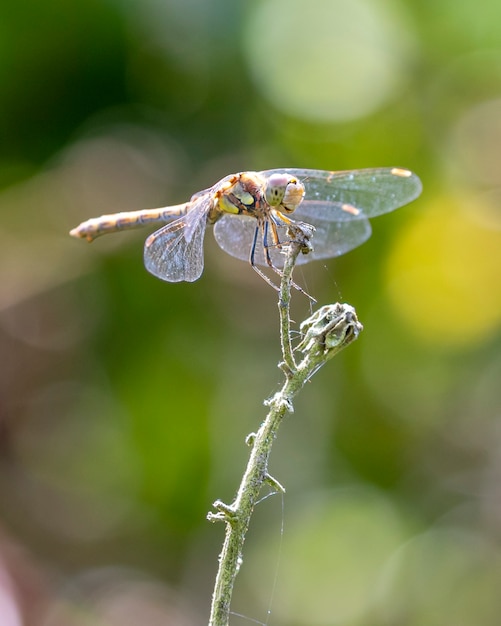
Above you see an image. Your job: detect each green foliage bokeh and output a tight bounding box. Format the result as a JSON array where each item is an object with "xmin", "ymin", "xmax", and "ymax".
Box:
[{"xmin": 1, "ymin": 0, "xmax": 501, "ymax": 623}]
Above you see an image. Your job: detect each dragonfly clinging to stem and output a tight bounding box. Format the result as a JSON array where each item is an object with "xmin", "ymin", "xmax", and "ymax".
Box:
[{"xmin": 69, "ymin": 167, "xmax": 422, "ymax": 290}]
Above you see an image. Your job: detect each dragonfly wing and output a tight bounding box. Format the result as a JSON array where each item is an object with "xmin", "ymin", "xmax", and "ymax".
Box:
[
  {"xmin": 260, "ymin": 168, "xmax": 422, "ymax": 218},
  {"xmin": 214, "ymin": 166, "xmax": 421, "ymax": 268},
  {"xmin": 143, "ymin": 201, "xmax": 209, "ymax": 282},
  {"xmin": 213, "ymin": 214, "xmax": 290, "ymax": 268},
  {"xmin": 292, "ymin": 201, "xmax": 372, "ymax": 262},
  {"xmin": 213, "ymin": 214, "xmax": 259, "ymax": 262},
  {"xmin": 213, "ymin": 211, "xmax": 370, "ymax": 268}
]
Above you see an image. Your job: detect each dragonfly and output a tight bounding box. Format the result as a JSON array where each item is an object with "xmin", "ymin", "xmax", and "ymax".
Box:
[{"xmin": 70, "ymin": 167, "xmax": 422, "ymax": 287}]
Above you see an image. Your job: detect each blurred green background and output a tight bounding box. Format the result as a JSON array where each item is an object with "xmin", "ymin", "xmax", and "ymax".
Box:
[{"xmin": 1, "ymin": 0, "xmax": 501, "ymax": 624}]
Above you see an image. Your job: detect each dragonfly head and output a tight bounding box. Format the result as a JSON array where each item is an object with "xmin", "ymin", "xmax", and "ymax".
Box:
[{"xmin": 265, "ymin": 173, "xmax": 305, "ymax": 214}]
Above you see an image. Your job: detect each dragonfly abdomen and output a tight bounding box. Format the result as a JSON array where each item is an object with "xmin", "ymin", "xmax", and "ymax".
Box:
[{"xmin": 69, "ymin": 203, "xmax": 190, "ymax": 242}]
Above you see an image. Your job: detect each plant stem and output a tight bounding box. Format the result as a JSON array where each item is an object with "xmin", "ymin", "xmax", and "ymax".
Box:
[{"xmin": 207, "ymin": 231, "xmax": 363, "ymax": 626}]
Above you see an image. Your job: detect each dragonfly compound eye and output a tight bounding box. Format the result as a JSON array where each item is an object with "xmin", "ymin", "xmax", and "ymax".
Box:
[
  {"xmin": 265, "ymin": 173, "xmax": 306, "ymax": 214},
  {"xmin": 265, "ymin": 173, "xmax": 290, "ymax": 206}
]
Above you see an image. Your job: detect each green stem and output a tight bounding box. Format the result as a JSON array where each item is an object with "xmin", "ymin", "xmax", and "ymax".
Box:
[{"xmin": 207, "ymin": 231, "xmax": 363, "ymax": 626}]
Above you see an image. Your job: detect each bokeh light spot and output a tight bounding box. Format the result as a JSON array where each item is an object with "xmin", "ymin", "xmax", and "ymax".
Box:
[
  {"xmin": 378, "ymin": 529, "xmax": 501, "ymax": 624},
  {"xmin": 385, "ymin": 195, "xmax": 501, "ymax": 349},
  {"xmin": 448, "ymin": 98, "xmax": 501, "ymax": 186},
  {"xmin": 244, "ymin": 488, "xmax": 406, "ymax": 624},
  {"xmin": 0, "ymin": 559, "xmax": 22, "ymax": 626},
  {"xmin": 243, "ymin": 0, "xmax": 416, "ymax": 122}
]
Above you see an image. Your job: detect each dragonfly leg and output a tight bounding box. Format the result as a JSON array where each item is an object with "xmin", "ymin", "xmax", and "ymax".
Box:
[
  {"xmin": 264, "ymin": 219, "xmax": 316, "ymax": 303},
  {"xmin": 246, "ymin": 218, "xmax": 316, "ymax": 301},
  {"xmin": 262, "ymin": 220, "xmax": 284, "ymax": 277},
  {"xmin": 249, "ymin": 223, "xmax": 281, "ymax": 291}
]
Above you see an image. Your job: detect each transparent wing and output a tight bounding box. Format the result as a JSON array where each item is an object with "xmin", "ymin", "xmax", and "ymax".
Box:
[
  {"xmin": 260, "ymin": 167, "xmax": 422, "ymax": 218},
  {"xmin": 213, "ymin": 214, "xmax": 260, "ymax": 264},
  {"xmin": 143, "ymin": 196, "xmax": 211, "ymax": 282},
  {"xmin": 293, "ymin": 202, "xmax": 372, "ymax": 261},
  {"xmin": 212, "ymin": 211, "xmax": 372, "ymax": 268}
]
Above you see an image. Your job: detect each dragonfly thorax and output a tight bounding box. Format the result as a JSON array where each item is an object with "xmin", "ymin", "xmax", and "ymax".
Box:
[{"xmin": 215, "ymin": 172, "xmax": 268, "ymax": 220}]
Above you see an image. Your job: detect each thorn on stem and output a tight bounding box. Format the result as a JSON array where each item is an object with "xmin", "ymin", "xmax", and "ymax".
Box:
[
  {"xmin": 278, "ymin": 360, "xmax": 296, "ymax": 378},
  {"xmin": 265, "ymin": 473, "xmax": 286, "ymax": 493},
  {"xmin": 208, "ymin": 500, "xmax": 238, "ymax": 524},
  {"xmin": 245, "ymin": 432, "xmax": 257, "ymax": 446}
]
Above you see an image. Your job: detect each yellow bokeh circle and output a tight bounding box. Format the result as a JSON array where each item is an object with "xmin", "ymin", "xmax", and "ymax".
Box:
[{"xmin": 385, "ymin": 194, "xmax": 501, "ymax": 349}]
